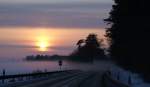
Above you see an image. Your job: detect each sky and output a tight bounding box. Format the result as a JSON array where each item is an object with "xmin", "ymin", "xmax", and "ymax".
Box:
[
  {"xmin": 0, "ymin": 28, "xmax": 106, "ymax": 59},
  {"xmin": 0, "ymin": 0, "xmax": 113, "ymax": 59},
  {"xmin": 0, "ymin": 0, "xmax": 112, "ymax": 4},
  {"xmin": 0, "ymin": 2, "xmax": 112, "ymax": 28}
]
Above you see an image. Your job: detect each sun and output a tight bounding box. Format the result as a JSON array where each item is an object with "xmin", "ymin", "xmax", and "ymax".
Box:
[
  {"xmin": 35, "ymin": 29, "xmax": 54, "ymax": 52},
  {"xmin": 39, "ymin": 41, "xmax": 48, "ymax": 51},
  {"xmin": 37, "ymin": 39, "xmax": 49, "ymax": 52}
]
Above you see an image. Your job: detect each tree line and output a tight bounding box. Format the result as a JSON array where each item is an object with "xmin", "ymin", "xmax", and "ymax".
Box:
[{"xmin": 105, "ymin": 0, "xmax": 150, "ymax": 82}]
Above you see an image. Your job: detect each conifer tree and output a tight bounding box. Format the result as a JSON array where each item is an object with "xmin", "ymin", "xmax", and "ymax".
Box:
[{"xmin": 105, "ymin": 0, "xmax": 150, "ymax": 81}]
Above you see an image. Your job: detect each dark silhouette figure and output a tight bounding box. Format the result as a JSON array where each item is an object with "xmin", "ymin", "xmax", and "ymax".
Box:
[
  {"xmin": 70, "ymin": 33, "xmax": 106, "ymax": 62},
  {"xmin": 105, "ymin": 0, "xmax": 150, "ymax": 81}
]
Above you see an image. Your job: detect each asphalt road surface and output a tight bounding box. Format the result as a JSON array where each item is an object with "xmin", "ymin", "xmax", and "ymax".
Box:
[{"xmin": 0, "ymin": 70, "xmax": 105, "ymax": 87}]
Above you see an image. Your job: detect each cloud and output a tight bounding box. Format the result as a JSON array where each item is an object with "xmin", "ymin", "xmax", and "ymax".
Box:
[
  {"xmin": 0, "ymin": 44, "xmax": 74, "ymax": 51},
  {"xmin": 0, "ymin": 3, "xmax": 112, "ymax": 28},
  {"xmin": 0, "ymin": 44, "xmax": 37, "ymax": 48},
  {"xmin": 0, "ymin": 0, "xmax": 113, "ymax": 4}
]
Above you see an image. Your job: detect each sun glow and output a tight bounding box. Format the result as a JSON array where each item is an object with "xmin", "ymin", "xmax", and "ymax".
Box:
[
  {"xmin": 38, "ymin": 41, "xmax": 49, "ymax": 51},
  {"xmin": 35, "ymin": 29, "xmax": 53, "ymax": 52},
  {"xmin": 36, "ymin": 35, "xmax": 50, "ymax": 51},
  {"xmin": 0, "ymin": 27, "xmax": 106, "ymax": 55}
]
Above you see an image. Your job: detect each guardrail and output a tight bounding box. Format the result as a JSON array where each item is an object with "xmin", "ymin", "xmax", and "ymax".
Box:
[
  {"xmin": 0, "ymin": 70, "xmax": 76, "ymax": 84},
  {"xmin": 102, "ymin": 71, "xmax": 131, "ymax": 87}
]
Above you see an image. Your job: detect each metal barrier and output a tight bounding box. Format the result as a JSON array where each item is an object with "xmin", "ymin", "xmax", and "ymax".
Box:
[{"xmin": 0, "ymin": 70, "xmax": 76, "ymax": 84}]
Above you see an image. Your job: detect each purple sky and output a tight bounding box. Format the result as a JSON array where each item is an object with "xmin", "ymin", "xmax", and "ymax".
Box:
[
  {"xmin": 0, "ymin": 3, "xmax": 112, "ymax": 28},
  {"xmin": 0, "ymin": 1, "xmax": 113, "ymax": 59},
  {"xmin": 0, "ymin": 0, "xmax": 113, "ymax": 4}
]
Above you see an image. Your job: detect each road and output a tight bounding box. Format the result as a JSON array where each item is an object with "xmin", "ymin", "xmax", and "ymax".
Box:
[
  {"xmin": 0, "ymin": 70, "xmax": 105, "ymax": 87},
  {"xmin": 19, "ymin": 70, "xmax": 104, "ymax": 87}
]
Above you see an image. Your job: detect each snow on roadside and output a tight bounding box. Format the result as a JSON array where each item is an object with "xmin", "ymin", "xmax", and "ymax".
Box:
[{"xmin": 109, "ymin": 66, "xmax": 150, "ymax": 87}]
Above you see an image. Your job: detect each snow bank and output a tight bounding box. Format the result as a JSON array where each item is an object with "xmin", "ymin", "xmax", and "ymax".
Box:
[{"xmin": 104, "ymin": 66, "xmax": 150, "ymax": 87}]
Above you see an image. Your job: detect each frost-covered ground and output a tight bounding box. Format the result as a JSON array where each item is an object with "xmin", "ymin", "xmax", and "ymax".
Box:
[{"xmin": 109, "ymin": 66, "xmax": 150, "ymax": 87}]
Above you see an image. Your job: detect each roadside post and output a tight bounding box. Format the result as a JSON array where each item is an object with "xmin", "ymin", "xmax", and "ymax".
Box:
[
  {"xmin": 58, "ymin": 60, "xmax": 63, "ymax": 71},
  {"xmin": 2, "ymin": 69, "xmax": 5, "ymax": 84}
]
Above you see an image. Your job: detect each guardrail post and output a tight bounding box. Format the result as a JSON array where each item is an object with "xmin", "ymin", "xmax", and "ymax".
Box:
[{"xmin": 2, "ymin": 69, "xmax": 6, "ymax": 84}]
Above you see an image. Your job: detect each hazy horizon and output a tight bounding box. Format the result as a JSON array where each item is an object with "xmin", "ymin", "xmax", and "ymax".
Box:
[{"xmin": 0, "ymin": 0, "xmax": 112, "ymax": 59}]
